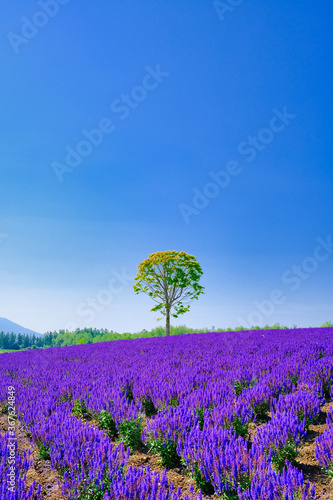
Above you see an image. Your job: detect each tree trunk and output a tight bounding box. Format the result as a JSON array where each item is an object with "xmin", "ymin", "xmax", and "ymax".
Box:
[{"xmin": 165, "ymin": 308, "xmax": 170, "ymax": 336}]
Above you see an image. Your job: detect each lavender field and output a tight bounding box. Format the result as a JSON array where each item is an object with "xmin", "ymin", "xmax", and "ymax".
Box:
[{"xmin": 2, "ymin": 328, "xmax": 333, "ymax": 499}]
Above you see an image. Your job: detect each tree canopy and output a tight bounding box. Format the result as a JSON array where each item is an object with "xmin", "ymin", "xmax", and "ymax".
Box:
[{"xmin": 133, "ymin": 250, "xmax": 204, "ymax": 335}]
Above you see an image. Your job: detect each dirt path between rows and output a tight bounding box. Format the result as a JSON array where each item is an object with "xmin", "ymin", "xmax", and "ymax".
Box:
[{"xmin": 295, "ymin": 402, "xmax": 333, "ymax": 499}]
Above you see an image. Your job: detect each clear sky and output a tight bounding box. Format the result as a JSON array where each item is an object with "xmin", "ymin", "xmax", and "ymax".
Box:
[{"xmin": 0, "ymin": 0, "xmax": 332, "ymax": 334}]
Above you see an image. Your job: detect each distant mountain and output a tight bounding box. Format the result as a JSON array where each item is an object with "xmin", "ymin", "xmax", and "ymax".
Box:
[{"xmin": 0, "ymin": 318, "xmax": 43, "ymax": 337}]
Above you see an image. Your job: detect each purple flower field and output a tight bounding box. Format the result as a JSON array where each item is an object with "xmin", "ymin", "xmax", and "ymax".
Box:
[{"xmin": 1, "ymin": 327, "xmax": 333, "ymax": 499}]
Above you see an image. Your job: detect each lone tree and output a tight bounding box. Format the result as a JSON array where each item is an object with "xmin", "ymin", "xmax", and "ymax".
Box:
[{"xmin": 133, "ymin": 251, "xmax": 204, "ymax": 336}]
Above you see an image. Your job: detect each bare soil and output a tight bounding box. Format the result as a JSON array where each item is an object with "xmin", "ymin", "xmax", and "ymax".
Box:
[{"xmin": 295, "ymin": 402, "xmax": 333, "ymax": 499}]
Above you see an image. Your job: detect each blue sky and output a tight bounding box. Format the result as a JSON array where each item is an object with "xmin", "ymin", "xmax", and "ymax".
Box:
[{"xmin": 0, "ymin": 0, "xmax": 332, "ymax": 334}]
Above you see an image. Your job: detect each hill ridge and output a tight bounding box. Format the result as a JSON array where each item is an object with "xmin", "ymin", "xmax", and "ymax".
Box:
[{"xmin": 0, "ymin": 317, "xmax": 42, "ymax": 337}]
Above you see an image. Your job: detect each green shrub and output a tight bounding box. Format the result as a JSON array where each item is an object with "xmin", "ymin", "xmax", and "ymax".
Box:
[
  {"xmin": 196, "ymin": 407, "xmax": 205, "ymax": 430},
  {"xmin": 225, "ymin": 415, "xmax": 249, "ymax": 439},
  {"xmin": 195, "ymin": 405, "xmax": 213, "ymax": 430},
  {"xmin": 118, "ymin": 418, "xmax": 143, "ymax": 451},
  {"xmin": 234, "ymin": 378, "xmax": 256, "ymax": 396},
  {"xmin": 72, "ymin": 398, "xmax": 91, "ymax": 421},
  {"xmin": 141, "ymin": 396, "xmax": 157, "ymax": 417},
  {"xmin": 169, "ymin": 396, "xmax": 179, "ymax": 408},
  {"xmin": 252, "ymin": 400, "xmax": 271, "ymax": 422},
  {"xmin": 183, "ymin": 459, "xmax": 214, "ymax": 495},
  {"xmin": 37, "ymin": 443, "xmax": 51, "ymax": 460},
  {"xmin": 98, "ymin": 410, "xmax": 118, "ymax": 439},
  {"xmin": 148, "ymin": 438, "xmax": 181, "ymax": 468},
  {"xmin": 1, "ymin": 403, "xmax": 8, "ymax": 414},
  {"xmin": 271, "ymin": 439, "xmax": 298, "ymax": 472},
  {"xmin": 121, "ymin": 385, "xmax": 134, "ymax": 403}
]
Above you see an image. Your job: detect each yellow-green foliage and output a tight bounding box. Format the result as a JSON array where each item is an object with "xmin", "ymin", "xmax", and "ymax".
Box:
[{"xmin": 133, "ymin": 250, "xmax": 204, "ymax": 320}]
